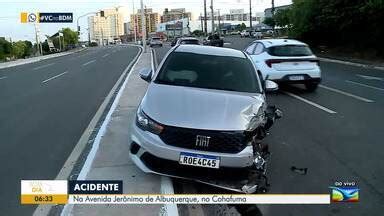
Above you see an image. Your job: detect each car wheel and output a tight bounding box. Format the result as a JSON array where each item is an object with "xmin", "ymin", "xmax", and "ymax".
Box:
[{"xmin": 305, "ymin": 82, "xmax": 319, "ymax": 92}]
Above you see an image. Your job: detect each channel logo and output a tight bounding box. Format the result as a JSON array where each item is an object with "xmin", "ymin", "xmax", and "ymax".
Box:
[{"xmin": 330, "ymin": 186, "xmax": 359, "ymax": 202}]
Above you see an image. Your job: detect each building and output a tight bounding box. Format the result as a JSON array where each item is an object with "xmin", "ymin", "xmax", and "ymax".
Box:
[
  {"xmin": 161, "ymin": 8, "xmax": 192, "ymax": 23},
  {"xmin": 130, "ymin": 8, "xmax": 160, "ymax": 36},
  {"xmin": 88, "ymin": 8, "xmax": 124, "ymax": 45},
  {"xmin": 264, "ymin": 4, "xmax": 291, "ymax": 18},
  {"xmin": 199, "ymin": 9, "xmax": 263, "ymax": 25}
]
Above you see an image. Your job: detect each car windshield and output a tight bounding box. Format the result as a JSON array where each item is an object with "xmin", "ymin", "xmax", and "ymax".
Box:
[
  {"xmin": 267, "ymin": 45, "xmax": 313, "ymax": 56},
  {"xmin": 155, "ymin": 52, "xmax": 260, "ymax": 93},
  {"xmin": 180, "ymin": 39, "xmax": 199, "ymax": 45},
  {"xmin": 152, "ymin": 38, "xmax": 160, "ymax": 41}
]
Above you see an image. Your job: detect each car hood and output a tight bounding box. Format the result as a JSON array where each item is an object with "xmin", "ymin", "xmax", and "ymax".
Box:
[{"xmin": 141, "ymin": 83, "xmax": 265, "ymax": 131}]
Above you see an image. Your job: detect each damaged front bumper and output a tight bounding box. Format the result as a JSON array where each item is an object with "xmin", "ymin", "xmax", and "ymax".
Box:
[{"xmin": 130, "ymin": 123, "xmax": 270, "ymax": 193}]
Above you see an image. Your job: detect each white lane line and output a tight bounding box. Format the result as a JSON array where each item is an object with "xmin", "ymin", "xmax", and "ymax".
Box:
[
  {"xmin": 346, "ymin": 80, "xmax": 384, "ymax": 91},
  {"xmin": 102, "ymin": 53, "xmax": 110, "ymax": 58},
  {"xmin": 283, "ymin": 91, "xmax": 337, "ymax": 114},
  {"xmin": 161, "ymin": 176, "xmax": 179, "ymax": 216},
  {"xmin": 0, "ymin": 76, "xmax": 7, "ymax": 80},
  {"xmin": 82, "ymin": 59, "xmax": 96, "ymax": 66},
  {"xmin": 356, "ymin": 74, "xmax": 383, "ymax": 81},
  {"xmin": 33, "ymin": 63, "xmax": 55, "ymax": 70},
  {"xmin": 319, "ymin": 84, "xmax": 374, "ymax": 103},
  {"xmin": 42, "ymin": 71, "xmax": 68, "ymax": 83}
]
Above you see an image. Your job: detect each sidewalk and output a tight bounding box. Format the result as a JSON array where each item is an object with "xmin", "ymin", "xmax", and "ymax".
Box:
[
  {"xmin": 67, "ymin": 51, "xmax": 175, "ymax": 216},
  {"xmin": 0, "ymin": 48, "xmax": 86, "ymax": 69}
]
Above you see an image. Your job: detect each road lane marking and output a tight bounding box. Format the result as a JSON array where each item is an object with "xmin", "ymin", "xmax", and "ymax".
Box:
[
  {"xmin": 42, "ymin": 71, "xmax": 68, "ymax": 83},
  {"xmin": 82, "ymin": 59, "xmax": 96, "ymax": 66},
  {"xmin": 283, "ymin": 91, "xmax": 337, "ymax": 114},
  {"xmin": 0, "ymin": 76, "xmax": 7, "ymax": 80},
  {"xmin": 33, "ymin": 63, "xmax": 55, "ymax": 70},
  {"xmin": 357, "ymin": 74, "xmax": 383, "ymax": 81},
  {"xmin": 319, "ymin": 84, "xmax": 374, "ymax": 103},
  {"xmin": 102, "ymin": 53, "xmax": 110, "ymax": 58},
  {"xmin": 346, "ymin": 80, "xmax": 384, "ymax": 91}
]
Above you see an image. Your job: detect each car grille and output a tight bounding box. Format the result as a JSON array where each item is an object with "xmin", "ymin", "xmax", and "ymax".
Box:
[{"xmin": 159, "ymin": 125, "xmax": 248, "ymax": 153}]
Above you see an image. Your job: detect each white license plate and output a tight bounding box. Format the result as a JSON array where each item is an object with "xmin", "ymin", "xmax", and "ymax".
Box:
[
  {"xmin": 179, "ymin": 152, "xmax": 220, "ymax": 169},
  {"xmin": 289, "ymin": 75, "xmax": 304, "ymax": 81}
]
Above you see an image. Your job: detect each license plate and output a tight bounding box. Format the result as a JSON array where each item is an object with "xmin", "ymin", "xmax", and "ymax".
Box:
[
  {"xmin": 179, "ymin": 152, "xmax": 220, "ymax": 169},
  {"xmin": 289, "ymin": 75, "xmax": 304, "ymax": 81}
]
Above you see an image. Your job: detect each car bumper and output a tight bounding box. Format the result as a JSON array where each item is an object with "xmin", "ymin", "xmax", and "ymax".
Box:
[
  {"xmin": 129, "ymin": 122, "xmax": 254, "ymax": 173},
  {"xmin": 274, "ymin": 75, "xmax": 322, "ymax": 84}
]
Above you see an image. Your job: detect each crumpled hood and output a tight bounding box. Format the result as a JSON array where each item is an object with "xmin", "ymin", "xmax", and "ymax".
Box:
[{"xmin": 141, "ymin": 83, "xmax": 265, "ymax": 131}]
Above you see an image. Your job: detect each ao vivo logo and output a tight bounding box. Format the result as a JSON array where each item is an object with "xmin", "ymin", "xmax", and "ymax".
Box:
[{"xmin": 330, "ymin": 181, "xmax": 359, "ymax": 202}]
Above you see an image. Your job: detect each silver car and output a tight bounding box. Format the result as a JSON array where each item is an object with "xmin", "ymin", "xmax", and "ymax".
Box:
[{"xmin": 130, "ymin": 45, "xmax": 279, "ymax": 192}]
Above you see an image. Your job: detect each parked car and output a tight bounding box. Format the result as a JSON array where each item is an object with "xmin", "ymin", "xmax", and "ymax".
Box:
[
  {"xmin": 170, "ymin": 36, "xmax": 181, "ymax": 46},
  {"xmin": 244, "ymin": 39, "xmax": 321, "ymax": 91},
  {"xmin": 149, "ymin": 37, "xmax": 162, "ymax": 47},
  {"xmin": 251, "ymin": 31, "xmax": 263, "ymax": 39},
  {"xmin": 175, "ymin": 37, "xmax": 200, "ymax": 46},
  {"xmin": 203, "ymin": 35, "xmax": 223, "ymax": 47},
  {"xmin": 131, "ymin": 45, "xmax": 281, "ymax": 193},
  {"xmin": 240, "ymin": 30, "xmax": 251, "ymax": 37}
]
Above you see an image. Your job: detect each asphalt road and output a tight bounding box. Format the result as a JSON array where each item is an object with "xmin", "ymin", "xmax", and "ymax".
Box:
[
  {"xmin": 153, "ymin": 37, "xmax": 384, "ymax": 216},
  {"xmin": 0, "ymin": 45, "xmax": 140, "ymax": 216}
]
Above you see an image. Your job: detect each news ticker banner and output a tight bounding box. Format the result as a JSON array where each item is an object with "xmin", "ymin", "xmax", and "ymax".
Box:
[
  {"xmin": 21, "ymin": 180, "xmax": 359, "ymax": 205},
  {"xmin": 20, "ymin": 12, "xmax": 73, "ymax": 23}
]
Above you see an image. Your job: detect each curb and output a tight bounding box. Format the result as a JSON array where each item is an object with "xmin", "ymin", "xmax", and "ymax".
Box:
[
  {"xmin": 318, "ymin": 57, "xmax": 384, "ymax": 71},
  {"xmin": 0, "ymin": 48, "xmax": 87, "ymax": 70}
]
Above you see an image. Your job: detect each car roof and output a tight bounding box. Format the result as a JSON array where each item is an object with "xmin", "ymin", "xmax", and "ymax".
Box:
[
  {"xmin": 174, "ymin": 45, "xmax": 246, "ymax": 58},
  {"xmin": 256, "ymin": 39, "xmax": 307, "ymax": 48},
  {"xmin": 179, "ymin": 37, "xmax": 198, "ymax": 40}
]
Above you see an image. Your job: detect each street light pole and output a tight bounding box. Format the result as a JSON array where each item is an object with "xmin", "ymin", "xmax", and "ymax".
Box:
[
  {"xmin": 249, "ymin": 0, "xmax": 252, "ymax": 29},
  {"xmin": 217, "ymin": 9, "xmax": 221, "ymax": 36},
  {"xmin": 210, "ymin": 0, "xmax": 214, "ymax": 34},
  {"xmin": 140, "ymin": 0, "xmax": 146, "ymax": 52},
  {"xmin": 133, "ymin": 1, "xmax": 137, "ymax": 43},
  {"xmin": 204, "ymin": 0, "xmax": 207, "ymax": 36}
]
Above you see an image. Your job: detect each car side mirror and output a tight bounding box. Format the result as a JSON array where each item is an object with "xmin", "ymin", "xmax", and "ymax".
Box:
[
  {"xmin": 265, "ymin": 80, "xmax": 279, "ymax": 92},
  {"xmin": 139, "ymin": 68, "xmax": 152, "ymax": 82}
]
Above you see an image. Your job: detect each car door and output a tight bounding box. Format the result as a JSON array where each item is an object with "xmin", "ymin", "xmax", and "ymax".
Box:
[{"xmin": 248, "ymin": 43, "xmax": 268, "ymax": 79}]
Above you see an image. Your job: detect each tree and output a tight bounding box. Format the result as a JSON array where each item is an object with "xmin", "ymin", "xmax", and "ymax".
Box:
[
  {"xmin": 263, "ymin": 17, "xmax": 275, "ymax": 28},
  {"xmin": 11, "ymin": 41, "xmax": 27, "ymax": 59},
  {"xmin": 23, "ymin": 40, "xmax": 33, "ymax": 57},
  {"xmin": 274, "ymin": 9, "xmax": 291, "ymax": 28},
  {"xmin": 61, "ymin": 28, "xmax": 78, "ymax": 48},
  {"xmin": 0, "ymin": 38, "xmax": 12, "ymax": 60}
]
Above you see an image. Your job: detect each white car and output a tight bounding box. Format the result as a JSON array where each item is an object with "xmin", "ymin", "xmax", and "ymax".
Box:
[
  {"xmin": 240, "ymin": 30, "xmax": 251, "ymax": 38},
  {"xmin": 244, "ymin": 39, "xmax": 321, "ymax": 91},
  {"xmin": 149, "ymin": 37, "xmax": 163, "ymax": 47}
]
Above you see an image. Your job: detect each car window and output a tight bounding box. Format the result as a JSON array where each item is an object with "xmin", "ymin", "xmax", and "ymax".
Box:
[
  {"xmin": 207, "ymin": 36, "xmax": 212, "ymax": 40},
  {"xmin": 155, "ymin": 52, "xmax": 260, "ymax": 93},
  {"xmin": 267, "ymin": 45, "xmax": 313, "ymax": 56},
  {"xmin": 180, "ymin": 40, "xmax": 199, "ymax": 45},
  {"xmin": 213, "ymin": 35, "xmax": 219, "ymax": 40},
  {"xmin": 254, "ymin": 43, "xmax": 264, "ymax": 55},
  {"xmin": 245, "ymin": 43, "xmax": 256, "ymax": 54}
]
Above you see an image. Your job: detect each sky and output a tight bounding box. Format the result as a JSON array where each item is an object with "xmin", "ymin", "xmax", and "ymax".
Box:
[{"xmin": 0, "ymin": 0, "xmax": 291, "ymax": 41}]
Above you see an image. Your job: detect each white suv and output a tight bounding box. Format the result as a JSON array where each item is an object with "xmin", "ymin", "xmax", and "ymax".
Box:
[{"xmin": 244, "ymin": 39, "xmax": 321, "ymax": 91}]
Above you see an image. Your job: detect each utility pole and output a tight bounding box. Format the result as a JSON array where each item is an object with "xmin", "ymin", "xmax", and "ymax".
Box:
[
  {"xmin": 204, "ymin": 0, "xmax": 207, "ymax": 36},
  {"xmin": 210, "ymin": 0, "xmax": 214, "ymax": 34},
  {"xmin": 217, "ymin": 9, "xmax": 221, "ymax": 36},
  {"xmin": 249, "ymin": 0, "xmax": 252, "ymax": 29},
  {"xmin": 133, "ymin": 0, "xmax": 137, "ymax": 43},
  {"xmin": 271, "ymin": 0, "xmax": 275, "ymax": 38},
  {"xmin": 140, "ymin": 0, "xmax": 146, "ymax": 52}
]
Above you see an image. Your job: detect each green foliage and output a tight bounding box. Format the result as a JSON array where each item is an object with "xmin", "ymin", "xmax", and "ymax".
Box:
[
  {"xmin": 275, "ymin": 0, "xmax": 384, "ymax": 56},
  {"xmin": 0, "ymin": 38, "xmax": 12, "ymax": 60},
  {"xmin": 263, "ymin": 17, "xmax": 275, "ymax": 27},
  {"xmin": 274, "ymin": 9, "xmax": 291, "ymax": 28},
  {"xmin": 61, "ymin": 28, "xmax": 78, "ymax": 48},
  {"xmin": 11, "ymin": 41, "xmax": 27, "ymax": 58}
]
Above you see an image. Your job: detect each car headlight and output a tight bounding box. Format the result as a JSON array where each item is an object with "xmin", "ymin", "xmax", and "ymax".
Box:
[{"xmin": 136, "ymin": 108, "xmax": 164, "ymax": 135}]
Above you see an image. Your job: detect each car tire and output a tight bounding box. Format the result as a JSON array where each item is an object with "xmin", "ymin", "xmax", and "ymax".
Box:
[{"xmin": 305, "ymin": 82, "xmax": 319, "ymax": 92}]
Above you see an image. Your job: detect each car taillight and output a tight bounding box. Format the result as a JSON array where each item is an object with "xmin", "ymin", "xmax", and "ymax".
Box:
[
  {"xmin": 265, "ymin": 59, "xmax": 283, "ymax": 67},
  {"xmin": 309, "ymin": 59, "xmax": 320, "ymax": 65}
]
